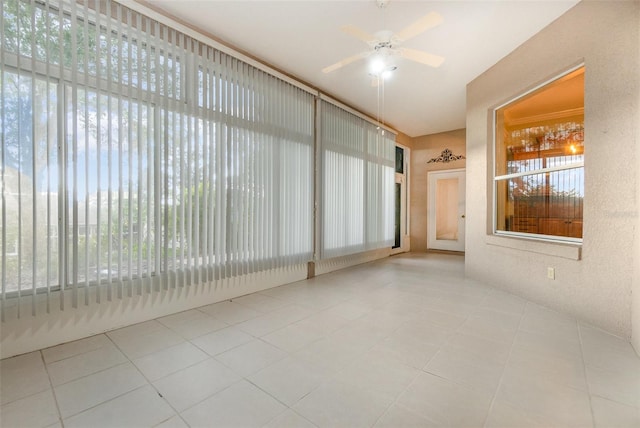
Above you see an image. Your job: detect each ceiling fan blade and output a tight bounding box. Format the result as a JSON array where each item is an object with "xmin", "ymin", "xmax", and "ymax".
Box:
[
  {"xmin": 394, "ymin": 11, "xmax": 443, "ymax": 42},
  {"xmin": 399, "ymin": 47, "xmax": 445, "ymax": 68},
  {"xmin": 341, "ymin": 25, "xmax": 378, "ymax": 45},
  {"xmin": 322, "ymin": 51, "xmax": 371, "ymax": 74}
]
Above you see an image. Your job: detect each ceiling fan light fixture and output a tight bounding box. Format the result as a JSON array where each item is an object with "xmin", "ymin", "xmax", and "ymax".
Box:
[
  {"xmin": 381, "ymin": 65, "xmax": 396, "ymax": 79},
  {"xmin": 369, "ymin": 64, "xmax": 396, "ymax": 79},
  {"xmin": 370, "ymin": 57, "xmax": 386, "ymax": 75}
]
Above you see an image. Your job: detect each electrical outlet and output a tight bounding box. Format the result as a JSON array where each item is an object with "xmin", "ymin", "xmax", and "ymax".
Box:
[{"xmin": 547, "ymin": 267, "xmax": 555, "ymax": 280}]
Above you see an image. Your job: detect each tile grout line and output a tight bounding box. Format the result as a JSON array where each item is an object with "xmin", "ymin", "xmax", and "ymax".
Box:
[
  {"xmin": 39, "ymin": 350, "xmax": 65, "ymax": 428},
  {"xmin": 368, "ymin": 288, "xmax": 461, "ymax": 427},
  {"xmin": 481, "ymin": 302, "xmax": 526, "ymax": 428},
  {"xmin": 103, "ymin": 330, "xmax": 192, "ymax": 427},
  {"xmin": 577, "ymin": 322, "xmax": 597, "ymax": 428}
]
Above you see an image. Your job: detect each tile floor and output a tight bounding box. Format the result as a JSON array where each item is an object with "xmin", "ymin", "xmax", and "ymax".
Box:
[{"xmin": 1, "ymin": 253, "xmax": 639, "ymax": 428}]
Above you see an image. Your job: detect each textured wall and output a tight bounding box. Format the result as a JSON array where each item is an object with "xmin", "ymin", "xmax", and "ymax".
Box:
[
  {"xmin": 634, "ymin": 7, "xmax": 640, "ymax": 353},
  {"xmin": 466, "ymin": 1, "xmax": 639, "ymax": 339},
  {"xmin": 403, "ymin": 130, "xmax": 466, "ymax": 252}
]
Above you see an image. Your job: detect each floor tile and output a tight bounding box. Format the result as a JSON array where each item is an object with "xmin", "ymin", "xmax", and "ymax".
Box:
[
  {"xmin": 190, "ymin": 326, "xmax": 254, "ymax": 356},
  {"xmin": 42, "ymin": 334, "xmax": 112, "ymax": 364},
  {"xmin": 336, "ymin": 351, "xmax": 419, "ymax": 400},
  {"xmin": 392, "ymin": 318, "xmax": 451, "ymax": 347},
  {"xmin": 380, "ymin": 295, "xmax": 436, "ymax": 318},
  {"xmin": 458, "ymin": 309, "xmax": 521, "ymax": 344},
  {"xmin": 351, "ymin": 288, "xmax": 399, "ymax": 310},
  {"xmin": 154, "ymin": 415, "xmax": 189, "ymax": 428},
  {"xmin": 54, "ymin": 362, "xmax": 147, "ymax": 418},
  {"xmin": 293, "ymin": 310, "xmax": 350, "ymax": 336},
  {"xmin": 47, "ymin": 343, "xmax": 127, "ymax": 386},
  {"xmin": 198, "ymin": 300, "xmax": 261, "ymax": 325},
  {"xmin": 63, "ymin": 385, "xmax": 175, "ymax": 428},
  {"xmin": 261, "ymin": 322, "xmax": 324, "ymax": 353},
  {"xmin": 153, "ymin": 358, "xmax": 240, "ymax": 412},
  {"xmin": 322, "ymin": 301, "xmax": 372, "ymax": 321},
  {"xmin": 591, "ymin": 396, "xmax": 640, "ymax": 428},
  {"xmin": 444, "ymin": 332, "xmax": 513, "ymax": 363},
  {"xmin": 0, "ymin": 351, "xmax": 52, "ymax": 405},
  {"xmin": 505, "ymin": 345, "xmax": 587, "ymax": 391},
  {"xmin": 181, "ymin": 380, "xmax": 286, "ymax": 427},
  {"xmin": 425, "ymin": 298, "xmax": 477, "ymax": 318},
  {"xmin": 259, "ymin": 283, "xmax": 304, "ymax": 301},
  {"xmin": 294, "ymin": 336, "xmax": 368, "ymax": 375},
  {"xmin": 328, "ymin": 319, "xmax": 390, "ymax": 350},
  {"xmin": 481, "ymin": 290, "xmax": 527, "ymax": 315},
  {"xmin": 396, "ymin": 372, "xmax": 493, "ymax": 427},
  {"xmin": 133, "ymin": 342, "xmax": 209, "ymax": 381},
  {"xmin": 264, "ymin": 409, "xmax": 317, "ymax": 428},
  {"xmin": 235, "ymin": 304, "xmax": 314, "ymax": 337},
  {"xmin": 157, "ymin": 309, "xmax": 228, "ymax": 339},
  {"xmin": 369, "ymin": 334, "xmax": 441, "ymax": 369},
  {"xmin": 484, "ymin": 399, "xmax": 544, "ymax": 428},
  {"xmin": 373, "ymin": 404, "xmax": 436, "ymax": 428},
  {"xmin": 248, "ymin": 357, "xmax": 330, "ymax": 406},
  {"xmin": 283, "ymin": 289, "xmax": 348, "ymax": 311},
  {"xmin": 215, "ymin": 339, "xmax": 288, "ymax": 377},
  {"xmin": 233, "ymin": 293, "xmax": 290, "ymax": 313},
  {"xmin": 0, "ymin": 389, "xmax": 59, "ymax": 428},
  {"xmin": 354, "ymin": 309, "xmax": 410, "ymax": 334},
  {"xmin": 586, "ymin": 364, "xmax": 640, "ymax": 408},
  {"xmin": 424, "ymin": 346, "xmax": 505, "ymax": 395},
  {"xmin": 3, "ymin": 253, "xmax": 640, "ymax": 428},
  {"xmin": 108, "ymin": 323, "xmax": 184, "ymax": 360},
  {"xmin": 437, "ymin": 290, "xmax": 485, "ymax": 309},
  {"xmin": 496, "ymin": 367, "xmax": 593, "ymax": 427},
  {"xmin": 106, "ymin": 320, "xmax": 166, "ymax": 342},
  {"xmin": 409, "ymin": 307, "xmax": 468, "ymax": 331},
  {"xmin": 520, "ymin": 303, "xmax": 579, "ymax": 340},
  {"xmin": 294, "ymin": 379, "xmax": 393, "ymax": 428},
  {"xmin": 580, "ymin": 325, "xmax": 640, "ymax": 374},
  {"xmin": 513, "ymin": 329, "xmax": 582, "ymax": 362}
]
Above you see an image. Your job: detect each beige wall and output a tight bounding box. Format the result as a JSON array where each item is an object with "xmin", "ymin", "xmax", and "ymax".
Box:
[
  {"xmin": 403, "ymin": 129, "xmax": 466, "ymax": 252},
  {"xmin": 466, "ymin": 1, "xmax": 639, "ymax": 339},
  {"xmin": 634, "ymin": 22, "xmax": 640, "ymax": 353}
]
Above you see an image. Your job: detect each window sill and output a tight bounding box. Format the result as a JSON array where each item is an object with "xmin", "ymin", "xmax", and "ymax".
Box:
[{"xmin": 486, "ymin": 234, "xmax": 582, "ymax": 260}]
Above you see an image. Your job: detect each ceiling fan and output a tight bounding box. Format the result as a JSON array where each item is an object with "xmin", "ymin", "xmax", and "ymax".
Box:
[{"xmin": 322, "ymin": 5, "xmax": 445, "ymax": 77}]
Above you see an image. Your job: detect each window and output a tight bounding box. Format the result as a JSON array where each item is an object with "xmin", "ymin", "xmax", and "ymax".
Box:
[
  {"xmin": 320, "ymin": 100, "xmax": 395, "ymax": 259},
  {"xmin": 1, "ymin": 0, "xmax": 314, "ymax": 315},
  {"xmin": 2, "ymin": 0, "xmax": 396, "ymax": 320},
  {"xmin": 494, "ymin": 66, "xmax": 584, "ymax": 241}
]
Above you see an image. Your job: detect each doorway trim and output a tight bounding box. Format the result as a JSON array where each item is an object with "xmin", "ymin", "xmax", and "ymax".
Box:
[{"xmin": 427, "ymin": 168, "xmax": 466, "ymax": 252}]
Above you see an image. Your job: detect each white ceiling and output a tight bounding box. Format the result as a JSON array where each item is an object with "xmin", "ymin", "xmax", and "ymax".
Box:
[{"xmin": 145, "ymin": 0, "xmax": 580, "ymax": 137}]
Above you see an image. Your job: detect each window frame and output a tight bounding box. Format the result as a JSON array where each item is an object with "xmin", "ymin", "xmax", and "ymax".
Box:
[{"xmin": 492, "ymin": 64, "xmax": 585, "ymax": 244}]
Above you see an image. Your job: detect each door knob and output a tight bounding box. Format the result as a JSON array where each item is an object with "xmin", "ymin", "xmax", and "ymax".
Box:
[{"xmin": 461, "ymin": 214, "xmax": 466, "ymax": 218}]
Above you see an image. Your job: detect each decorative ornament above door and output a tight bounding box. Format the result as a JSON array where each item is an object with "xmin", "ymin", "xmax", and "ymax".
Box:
[{"xmin": 427, "ymin": 148, "xmax": 465, "ymax": 164}]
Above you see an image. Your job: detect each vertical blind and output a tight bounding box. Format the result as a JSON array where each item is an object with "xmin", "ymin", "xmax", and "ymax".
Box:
[
  {"xmin": 0, "ymin": 0, "xmax": 397, "ymax": 320},
  {"xmin": 0, "ymin": 0, "xmax": 315, "ymax": 318},
  {"xmin": 320, "ymin": 100, "xmax": 395, "ymax": 259}
]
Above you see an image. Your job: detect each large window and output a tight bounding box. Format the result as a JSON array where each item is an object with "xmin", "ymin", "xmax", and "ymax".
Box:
[
  {"xmin": 1, "ymin": 0, "xmax": 314, "ymax": 314},
  {"xmin": 494, "ymin": 66, "xmax": 584, "ymax": 241},
  {"xmin": 1, "ymin": 0, "xmax": 396, "ymax": 319},
  {"xmin": 320, "ymin": 100, "xmax": 395, "ymax": 259}
]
